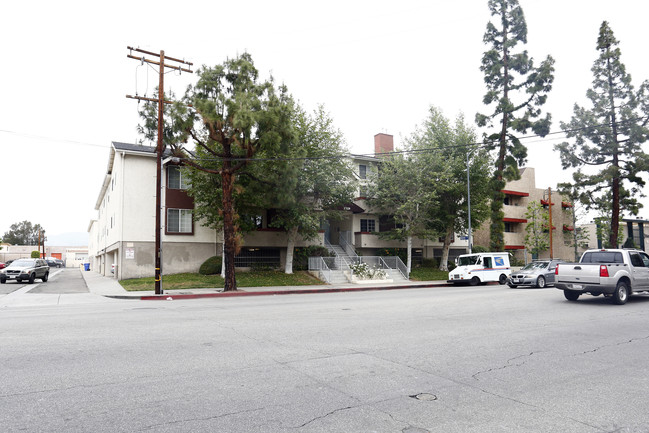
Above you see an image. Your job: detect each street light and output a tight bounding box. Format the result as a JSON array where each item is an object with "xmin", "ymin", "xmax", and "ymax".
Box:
[{"xmin": 466, "ymin": 148, "xmax": 478, "ymax": 254}]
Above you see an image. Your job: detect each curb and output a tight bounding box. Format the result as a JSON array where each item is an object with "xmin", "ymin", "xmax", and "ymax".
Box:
[{"xmin": 110, "ymin": 282, "xmax": 452, "ymax": 301}]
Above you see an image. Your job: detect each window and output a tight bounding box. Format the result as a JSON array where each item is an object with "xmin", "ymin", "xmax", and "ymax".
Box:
[
  {"xmin": 504, "ymin": 222, "xmax": 515, "ymax": 233},
  {"xmin": 360, "ymin": 219, "xmax": 375, "ymax": 232},
  {"xmin": 167, "ymin": 209, "xmax": 192, "ymax": 233},
  {"xmin": 168, "ymin": 166, "xmax": 189, "ymax": 189},
  {"xmin": 359, "ymin": 164, "xmax": 367, "ymax": 179}
]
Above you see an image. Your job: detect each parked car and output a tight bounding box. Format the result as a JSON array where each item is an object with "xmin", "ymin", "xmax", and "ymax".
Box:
[
  {"xmin": 0, "ymin": 258, "xmax": 50, "ymax": 284},
  {"xmin": 45, "ymin": 258, "xmax": 59, "ymax": 268},
  {"xmin": 507, "ymin": 260, "xmax": 564, "ymax": 288},
  {"xmin": 0, "ymin": 263, "xmax": 5, "ymax": 270}
]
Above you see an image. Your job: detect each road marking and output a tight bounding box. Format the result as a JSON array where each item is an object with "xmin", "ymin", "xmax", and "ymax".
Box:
[{"xmin": 2, "ymin": 269, "xmax": 63, "ymax": 295}]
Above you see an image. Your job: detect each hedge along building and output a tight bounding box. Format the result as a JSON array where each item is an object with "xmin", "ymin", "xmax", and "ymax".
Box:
[{"xmin": 472, "ymin": 167, "xmax": 577, "ymax": 263}]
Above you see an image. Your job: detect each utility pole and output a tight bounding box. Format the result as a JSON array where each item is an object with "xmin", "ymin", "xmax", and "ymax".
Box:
[
  {"xmin": 548, "ymin": 187, "xmax": 553, "ymax": 259},
  {"xmin": 126, "ymin": 47, "xmax": 193, "ymax": 295}
]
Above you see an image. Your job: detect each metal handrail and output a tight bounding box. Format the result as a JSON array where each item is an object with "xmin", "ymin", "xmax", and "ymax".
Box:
[
  {"xmin": 339, "ymin": 233, "xmax": 358, "ymax": 258},
  {"xmin": 309, "ymin": 254, "xmax": 409, "ymax": 283}
]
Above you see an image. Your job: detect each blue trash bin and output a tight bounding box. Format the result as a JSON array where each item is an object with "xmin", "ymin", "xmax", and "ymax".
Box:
[{"xmin": 84, "ymin": 263, "xmax": 90, "ymax": 271}]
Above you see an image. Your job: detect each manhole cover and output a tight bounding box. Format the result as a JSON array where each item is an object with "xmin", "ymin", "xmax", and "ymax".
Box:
[{"xmin": 410, "ymin": 393, "xmax": 437, "ymax": 401}]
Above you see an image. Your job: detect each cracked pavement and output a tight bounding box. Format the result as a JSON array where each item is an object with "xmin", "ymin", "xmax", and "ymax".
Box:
[{"xmin": 3, "ymin": 278, "xmax": 649, "ymax": 432}]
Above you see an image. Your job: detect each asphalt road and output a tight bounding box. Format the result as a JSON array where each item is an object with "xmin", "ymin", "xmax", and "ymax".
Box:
[
  {"xmin": 0, "ymin": 268, "xmax": 86, "ymax": 295},
  {"xmin": 2, "ymin": 273, "xmax": 649, "ymax": 432}
]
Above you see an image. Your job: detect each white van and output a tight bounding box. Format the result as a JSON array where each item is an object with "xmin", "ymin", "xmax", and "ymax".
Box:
[{"xmin": 448, "ymin": 252, "xmax": 511, "ymax": 286}]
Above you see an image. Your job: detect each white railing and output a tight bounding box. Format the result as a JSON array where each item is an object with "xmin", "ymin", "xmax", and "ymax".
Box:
[
  {"xmin": 379, "ymin": 256, "xmax": 409, "ymax": 279},
  {"xmin": 309, "ymin": 256, "xmax": 332, "ymax": 283},
  {"xmin": 344, "ymin": 256, "xmax": 409, "ymax": 281},
  {"xmin": 339, "ymin": 232, "xmax": 358, "ymax": 258}
]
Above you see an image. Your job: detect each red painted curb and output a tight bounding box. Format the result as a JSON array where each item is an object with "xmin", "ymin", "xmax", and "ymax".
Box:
[{"xmin": 139, "ymin": 282, "xmax": 450, "ymax": 301}]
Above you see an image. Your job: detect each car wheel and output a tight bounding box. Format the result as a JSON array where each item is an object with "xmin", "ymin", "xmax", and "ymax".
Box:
[
  {"xmin": 42, "ymin": 272, "xmax": 49, "ymax": 282},
  {"xmin": 498, "ymin": 274, "xmax": 508, "ymax": 285},
  {"xmin": 536, "ymin": 276, "xmax": 546, "ymax": 288},
  {"xmin": 470, "ymin": 276, "xmax": 480, "ymax": 286},
  {"xmin": 564, "ymin": 290, "xmax": 580, "ymax": 301},
  {"xmin": 28, "ymin": 274, "xmax": 35, "ymax": 284},
  {"xmin": 612, "ymin": 281, "xmax": 629, "ymax": 305},
  {"xmin": 508, "ymin": 284, "xmax": 518, "ymax": 288},
  {"xmin": 0, "ymin": 278, "xmax": 5, "ymax": 284}
]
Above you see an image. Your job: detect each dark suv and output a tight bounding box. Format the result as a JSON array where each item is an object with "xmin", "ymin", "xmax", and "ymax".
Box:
[{"xmin": 0, "ymin": 259, "xmax": 50, "ymax": 284}]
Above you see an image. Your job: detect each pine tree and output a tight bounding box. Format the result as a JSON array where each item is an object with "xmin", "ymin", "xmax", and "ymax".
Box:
[
  {"xmin": 556, "ymin": 22, "xmax": 649, "ymax": 247},
  {"xmin": 476, "ymin": 0, "xmax": 555, "ymax": 251},
  {"xmin": 139, "ymin": 53, "xmax": 295, "ymax": 291}
]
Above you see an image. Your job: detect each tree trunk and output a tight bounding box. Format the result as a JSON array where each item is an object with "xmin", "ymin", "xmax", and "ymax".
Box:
[
  {"xmin": 406, "ymin": 235, "xmax": 412, "ymax": 274},
  {"xmin": 439, "ymin": 226, "xmax": 454, "ymax": 271},
  {"xmin": 221, "ymin": 171, "xmax": 237, "ymax": 291},
  {"xmin": 284, "ymin": 226, "xmax": 298, "ymax": 274},
  {"xmin": 220, "ymin": 228, "xmax": 225, "ymax": 279}
]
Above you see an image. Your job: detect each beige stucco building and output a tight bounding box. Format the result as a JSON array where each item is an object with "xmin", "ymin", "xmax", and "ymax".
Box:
[
  {"xmin": 473, "ymin": 167, "xmax": 577, "ymax": 263},
  {"xmin": 89, "ymin": 136, "xmax": 472, "ymax": 280}
]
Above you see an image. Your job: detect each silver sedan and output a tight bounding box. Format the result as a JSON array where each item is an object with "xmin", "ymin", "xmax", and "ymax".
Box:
[{"xmin": 507, "ymin": 260, "xmax": 564, "ymax": 288}]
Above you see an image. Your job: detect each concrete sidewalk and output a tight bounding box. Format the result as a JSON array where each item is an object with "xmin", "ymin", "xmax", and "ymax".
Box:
[{"xmin": 79, "ymin": 270, "xmax": 450, "ymax": 301}]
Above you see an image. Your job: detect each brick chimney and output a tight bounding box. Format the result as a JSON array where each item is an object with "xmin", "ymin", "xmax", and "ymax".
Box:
[{"xmin": 374, "ymin": 133, "xmax": 394, "ymax": 156}]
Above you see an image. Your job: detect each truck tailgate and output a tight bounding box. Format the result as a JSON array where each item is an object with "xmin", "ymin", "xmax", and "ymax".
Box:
[{"xmin": 558, "ymin": 264, "xmax": 601, "ymax": 284}]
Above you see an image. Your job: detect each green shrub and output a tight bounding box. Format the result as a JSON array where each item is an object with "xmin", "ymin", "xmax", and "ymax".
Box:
[
  {"xmin": 293, "ymin": 246, "xmax": 332, "ymax": 271},
  {"xmin": 31, "ymin": 251, "xmax": 40, "ymax": 258},
  {"xmin": 199, "ymin": 256, "xmax": 222, "ymax": 275},
  {"xmin": 471, "ymin": 245, "xmax": 489, "ymax": 253},
  {"xmin": 421, "ymin": 258, "xmax": 438, "ymax": 268}
]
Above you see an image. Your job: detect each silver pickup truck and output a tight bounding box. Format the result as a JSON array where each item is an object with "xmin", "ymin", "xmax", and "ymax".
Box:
[{"xmin": 555, "ymin": 249, "xmax": 649, "ymax": 305}]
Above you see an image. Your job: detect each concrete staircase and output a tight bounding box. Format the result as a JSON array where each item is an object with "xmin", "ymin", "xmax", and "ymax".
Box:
[{"xmin": 321, "ymin": 243, "xmax": 409, "ymax": 284}]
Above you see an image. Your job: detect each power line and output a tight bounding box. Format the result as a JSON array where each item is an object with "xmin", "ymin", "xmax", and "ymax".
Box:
[
  {"xmin": 172, "ymin": 115, "xmax": 649, "ymax": 163},
  {"xmin": 0, "ymin": 129, "xmax": 110, "ymax": 149}
]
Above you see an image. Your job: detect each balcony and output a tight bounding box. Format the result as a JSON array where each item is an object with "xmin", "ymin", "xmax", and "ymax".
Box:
[{"xmin": 503, "ymin": 204, "xmax": 527, "ymax": 221}]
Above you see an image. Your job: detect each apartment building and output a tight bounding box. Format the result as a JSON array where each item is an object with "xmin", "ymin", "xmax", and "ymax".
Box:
[
  {"xmin": 89, "ymin": 134, "xmax": 580, "ymax": 280},
  {"xmin": 472, "ymin": 167, "xmax": 576, "ymax": 262},
  {"xmin": 89, "ymin": 135, "xmax": 474, "ymax": 280}
]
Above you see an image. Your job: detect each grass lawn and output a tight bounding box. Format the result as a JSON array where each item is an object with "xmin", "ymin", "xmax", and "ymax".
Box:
[
  {"xmin": 409, "ymin": 267, "xmax": 449, "ymax": 281},
  {"xmin": 119, "ymin": 270, "xmax": 324, "ymax": 292}
]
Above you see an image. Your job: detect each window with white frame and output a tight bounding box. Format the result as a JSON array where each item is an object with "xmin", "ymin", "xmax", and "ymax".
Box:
[
  {"xmin": 168, "ymin": 165, "xmax": 189, "ymax": 189},
  {"xmin": 167, "ymin": 209, "xmax": 192, "ymax": 233},
  {"xmin": 360, "ymin": 219, "xmax": 375, "ymax": 232},
  {"xmin": 359, "ymin": 164, "xmax": 367, "ymax": 179}
]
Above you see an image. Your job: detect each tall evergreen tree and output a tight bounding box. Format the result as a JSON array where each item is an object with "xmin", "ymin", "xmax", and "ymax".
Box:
[
  {"xmin": 555, "ymin": 21, "xmax": 649, "ymax": 247},
  {"xmin": 476, "ymin": 0, "xmax": 555, "ymax": 251},
  {"xmin": 139, "ymin": 53, "xmax": 295, "ymax": 291}
]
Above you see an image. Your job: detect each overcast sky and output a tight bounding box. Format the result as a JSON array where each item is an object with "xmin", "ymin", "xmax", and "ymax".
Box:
[{"xmin": 2, "ymin": 0, "xmax": 648, "ymax": 245}]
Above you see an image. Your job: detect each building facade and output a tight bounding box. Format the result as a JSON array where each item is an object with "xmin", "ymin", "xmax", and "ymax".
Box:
[
  {"xmin": 473, "ymin": 167, "xmax": 577, "ymax": 263},
  {"xmin": 89, "ymin": 136, "xmax": 585, "ymax": 280}
]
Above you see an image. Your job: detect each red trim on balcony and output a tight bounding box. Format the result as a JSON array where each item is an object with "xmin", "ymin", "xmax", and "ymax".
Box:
[
  {"xmin": 502, "ymin": 190, "xmax": 529, "ymax": 197},
  {"xmin": 503, "ymin": 217, "xmax": 527, "ymax": 223},
  {"xmin": 540, "ymin": 199, "xmax": 555, "ymax": 206},
  {"xmin": 505, "ymin": 245, "xmax": 526, "ymax": 250},
  {"xmin": 563, "ymin": 225, "xmax": 574, "ymax": 231},
  {"xmin": 561, "ymin": 201, "xmax": 573, "ymax": 208}
]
